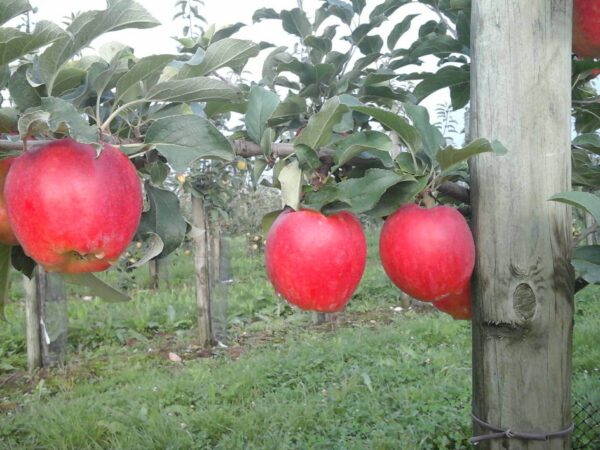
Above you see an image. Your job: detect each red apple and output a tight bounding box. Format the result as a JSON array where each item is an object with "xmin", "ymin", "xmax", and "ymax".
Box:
[
  {"xmin": 0, "ymin": 158, "xmax": 18, "ymax": 245},
  {"xmin": 432, "ymin": 283, "xmax": 472, "ymax": 320},
  {"xmin": 379, "ymin": 203, "xmax": 475, "ymax": 302},
  {"xmin": 265, "ymin": 209, "xmax": 367, "ymax": 312},
  {"xmin": 5, "ymin": 139, "xmax": 142, "ymax": 273},
  {"xmin": 573, "ymin": 0, "xmax": 600, "ymax": 58}
]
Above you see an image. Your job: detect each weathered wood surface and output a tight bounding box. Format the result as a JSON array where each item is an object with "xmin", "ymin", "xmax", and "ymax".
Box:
[
  {"xmin": 470, "ymin": 1, "xmax": 574, "ymax": 449},
  {"xmin": 192, "ymin": 195, "xmax": 214, "ymax": 348}
]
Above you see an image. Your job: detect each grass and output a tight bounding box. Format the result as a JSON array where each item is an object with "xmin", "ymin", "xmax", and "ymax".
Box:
[{"xmin": 0, "ymin": 230, "xmax": 599, "ymax": 449}]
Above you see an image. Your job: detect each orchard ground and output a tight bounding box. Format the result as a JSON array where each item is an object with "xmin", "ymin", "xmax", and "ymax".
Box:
[{"xmin": 0, "ymin": 231, "xmax": 599, "ymax": 449}]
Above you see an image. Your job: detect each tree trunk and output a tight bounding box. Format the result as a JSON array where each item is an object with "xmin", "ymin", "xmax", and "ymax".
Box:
[
  {"xmin": 192, "ymin": 195, "xmax": 214, "ymax": 348},
  {"xmin": 24, "ymin": 267, "xmax": 68, "ymax": 371},
  {"xmin": 470, "ymin": 2, "xmax": 573, "ymax": 449}
]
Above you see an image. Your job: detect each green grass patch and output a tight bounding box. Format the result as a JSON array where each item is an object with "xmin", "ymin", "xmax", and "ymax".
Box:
[{"xmin": 0, "ymin": 232, "xmax": 599, "ymax": 449}]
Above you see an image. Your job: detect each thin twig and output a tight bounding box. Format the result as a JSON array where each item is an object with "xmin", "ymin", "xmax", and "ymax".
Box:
[{"xmin": 573, "ymin": 223, "xmax": 600, "ymax": 247}]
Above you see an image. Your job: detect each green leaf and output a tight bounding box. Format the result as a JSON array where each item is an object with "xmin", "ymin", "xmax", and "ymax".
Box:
[
  {"xmin": 334, "ymin": 131, "xmax": 393, "ymax": 166},
  {"xmin": 366, "ymin": 176, "xmax": 428, "ymax": 217},
  {"xmin": 0, "ymin": 0, "xmax": 31, "ymax": 26},
  {"xmin": 115, "ymin": 54, "xmax": 174, "ymax": 105},
  {"xmin": 387, "ymin": 14, "xmax": 418, "ymax": 50},
  {"xmin": 572, "ymin": 246, "xmax": 600, "ymax": 284},
  {"xmin": 322, "ymin": 0, "xmax": 354, "ymax": 25},
  {"xmin": 245, "ymin": 86, "xmax": 280, "ymax": 144},
  {"xmin": 11, "ymin": 246, "xmax": 35, "ymax": 279},
  {"xmin": 358, "ymin": 35, "xmax": 383, "ymax": 55},
  {"xmin": 18, "ymin": 97, "xmax": 98, "ymax": 143},
  {"xmin": 295, "ymin": 145, "xmax": 323, "ymax": 171},
  {"xmin": 39, "ymin": 0, "xmax": 160, "ymax": 93},
  {"xmin": 179, "ymin": 38, "xmax": 259, "ymax": 77},
  {"xmin": 281, "ymin": 8, "xmax": 312, "ymax": 39},
  {"xmin": 128, "ymin": 232, "xmax": 164, "ymax": 269},
  {"xmin": 52, "ymin": 66, "xmax": 87, "ymax": 97},
  {"xmin": 0, "ymin": 244, "xmax": 11, "ymax": 321},
  {"xmin": 351, "ymin": 0, "xmax": 366, "ymax": 14},
  {"xmin": 62, "ymin": 273, "xmax": 130, "ymax": 303},
  {"xmin": 267, "ymin": 94, "xmax": 306, "ymax": 126},
  {"xmin": 90, "ymin": 49, "xmax": 133, "ymax": 100},
  {"xmin": 572, "ymin": 149, "xmax": 600, "ymax": 188},
  {"xmin": 305, "ymin": 35, "xmax": 332, "ymax": 54},
  {"xmin": 8, "ymin": 65, "xmax": 41, "ymax": 111},
  {"xmin": 0, "ymin": 21, "xmax": 67, "ymax": 66},
  {"xmin": 352, "ymin": 16, "xmax": 385, "ymax": 45},
  {"xmin": 303, "ymin": 184, "xmax": 341, "ymax": 211},
  {"xmin": 146, "ymin": 161, "xmax": 170, "ymax": 184},
  {"xmin": 403, "ymin": 102, "xmax": 445, "ymax": 159},
  {"xmin": 138, "ymin": 183, "xmax": 187, "ymax": 257},
  {"xmin": 145, "ymin": 115, "xmax": 234, "ymax": 172},
  {"xmin": 295, "ymin": 96, "xmax": 349, "ymax": 151},
  {"xmin": 212, "ymin": 22, "xmax": 246, "ymax": 43},
  {"xmin": 549, "ymin": 191, "xmax": 600, "ymax": 224},
  {"xmin": 370, "ymin": 0, "xmax": 410, "ymax": 20},
  {"xmin": 455, "ymin": 10, "xmax": 470, "ymax": 48},
  {"xmin": 203, "ymin": 100, "xmax": 246, "ymax": 118},
  {"xmin": 146, "ymin": 77, "xmax": 243, "ymax": 103},
  {"xmin": 0, "ymin": 107, "xmax": 18, "ymax": 133},
  {"xmin": 252, "ymin": 8, "xmax": 280, "ymax": 22},
  {"xmin": 337, "ymin": 168, "xmax": 412, "ymax": 213},
  {"xmin": 573, "ymin": 133, "xmax": 600, "ymax": 151},
  {"xmin": 260, "ymin": 128, "xmax": 275, "ymax": 158},
  {"xmin": 278, "ymin": 160, "xmax": 303, "ymax": 210},
  {"xmin": 413, "ymin": 66, "xmax": 470, "ymax": 108},
  {"xmin": 348, "ymin": 104, "xmax": 421, "ymax": 154},
  {"xmin": 261, "ymin": 209, "xmax": 285, "ymax": 235},
  {"xmin": 410, "ymin": 34, "xmax": 463, "ymax": 59},
  {"xmin": 436, "ymin": 138, "xmax": 508, "ymax": 172},
  {"xmin": 262, "ymin": 46, "xmax": 290, "ymax": 84}
]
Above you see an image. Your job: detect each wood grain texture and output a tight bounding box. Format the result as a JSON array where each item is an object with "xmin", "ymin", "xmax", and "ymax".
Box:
[
  {"xmin": 470, "ymin": 1, "xmax": 574, "ymax": 449},
  {"xmin": 192, "ymin": 195, "xmax": 214, "ymax": 348}
]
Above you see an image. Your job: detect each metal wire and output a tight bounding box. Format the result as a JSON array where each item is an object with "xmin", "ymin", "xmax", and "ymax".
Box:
[{"xmin": 573, "ymin": 399, "xmax": 600, "ymax": 450}]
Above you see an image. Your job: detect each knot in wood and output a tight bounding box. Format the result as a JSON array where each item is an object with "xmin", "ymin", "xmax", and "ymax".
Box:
[{"xmin": 512, "ymin": 282, "xmax": 536, "ymax": 320}]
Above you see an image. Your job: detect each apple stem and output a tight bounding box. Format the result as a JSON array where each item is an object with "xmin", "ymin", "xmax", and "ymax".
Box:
[{"xmin": 422, "ymin": 191, "xmax": 436, "ymax": 208}]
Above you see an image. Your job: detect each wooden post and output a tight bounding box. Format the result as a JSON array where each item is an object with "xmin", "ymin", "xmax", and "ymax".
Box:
[
  {"xmin": 191, "ymin": 194, "xmax": 214, "ymax": 348},
  {"xmin": 23, "ymin": 275, "xmax": 41, "ymax": 372},
  {"xmin": 24, "ymin": 267, "xmax": 68, "ymax": 371},
  {"xmin": 312, "ymin": 312, "xmax": 327, "ymax": 324},
  {"xmin": 148, "ymin": 259, "xmax": 159, "ymax": 290},
  {"xmin": 210, "ymin": 226, "xmax": 230, "ymax": 343},
  {"xmin": 36, "ymin": 267, "xmax": 67, "ymax": 368},
  {"xmin": 470, "ymin": 1, "xmax": 573, "ymax": 448},
  {"xmin": 148, "ymin": 258, "xmax": 170, "ymax": 291}
]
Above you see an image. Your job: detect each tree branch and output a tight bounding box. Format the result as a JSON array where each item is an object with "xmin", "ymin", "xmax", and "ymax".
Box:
[
  {"xmin": 0, "ymin": 138, "xmax": 471, "ymax": 204},
  {"xmin": 438, "ymin": 181, "xmax": 470, "ymax": 204},
  {"xmin": 573, "ymin": 222, "xmax": 600, "ymax": 247}
]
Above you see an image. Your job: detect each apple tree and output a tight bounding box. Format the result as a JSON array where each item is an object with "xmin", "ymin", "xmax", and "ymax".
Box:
[
  {"xmin": 0, "ymin": 0, "xmax": 591, "ymax": 446},
  {"xmin": 0, "ymin": 0, "xmax": 257, "ymax": 366}
]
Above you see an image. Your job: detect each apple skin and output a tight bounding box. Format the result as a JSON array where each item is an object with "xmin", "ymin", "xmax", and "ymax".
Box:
[
  {"xmin": 573, "ymin": 0, "xmax": 600, "ymax": 58},
  {"xmin": 265, "ymin": 209, "xmax": 367, "ymax": 312},
  {"xmin": 5, "ymin": 139, "xmax": 142, "ymax": 273},
  {"xmin": 0, "ymin": 158, "xmax": 18, "ymax": 245},
  {"xmin": 432, "ymin": 283, "xmax": 472, "ymax": 320},
  {"xmin": 379, "ymin": 204, "xmax": 475, "ymax": 302}
]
